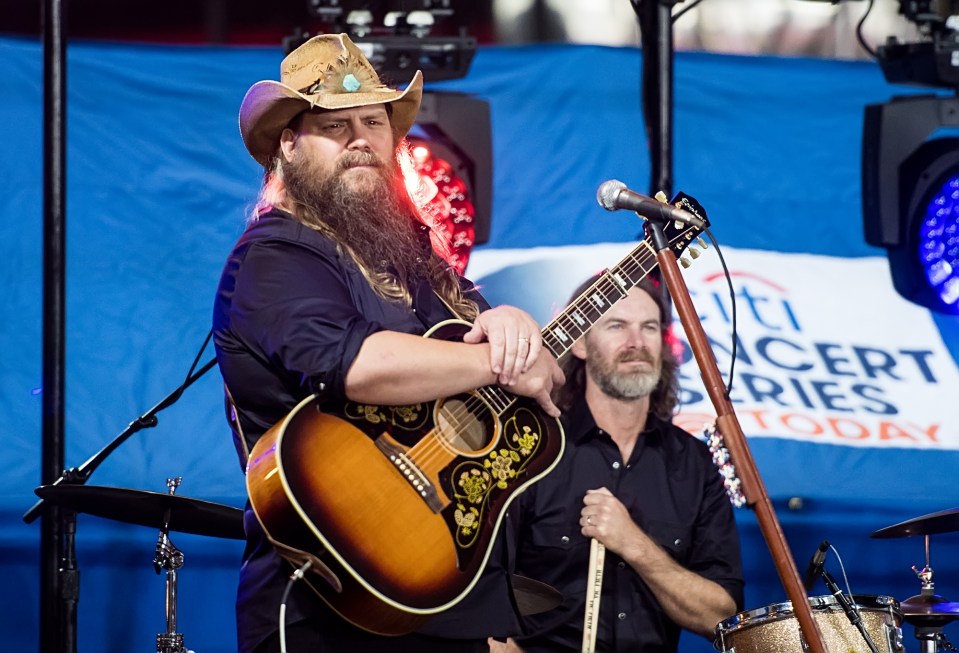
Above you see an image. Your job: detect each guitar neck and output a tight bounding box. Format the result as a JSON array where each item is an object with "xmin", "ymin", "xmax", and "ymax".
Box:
[
  {"xmin": 540, "ymin": 199, "xmax": 708, "ymax": 361},
  {"xmin": 541, "ymin": 240, "xmax": 659, "ymax": 361}
]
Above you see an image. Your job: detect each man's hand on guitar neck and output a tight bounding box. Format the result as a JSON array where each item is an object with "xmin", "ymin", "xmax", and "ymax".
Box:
[{"xmin": 464, "ymin": 306, "xmax": 565, "ymax": 418}]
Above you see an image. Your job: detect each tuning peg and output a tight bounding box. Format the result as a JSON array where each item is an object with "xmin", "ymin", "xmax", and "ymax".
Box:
[
  {"xmin": 654, "ymin": 190, "xmax": 668, "ymax": 202},
  {"xmin": 697, "ymin": 237, "xmax": 707, "ymax": 249},
  {"xmin": 688, "ymin": 247, "xmax": 701, "ymax": 259},
  {"xmin": 679, "ymin": 256, "xmax": 691, "ymax": 269}
]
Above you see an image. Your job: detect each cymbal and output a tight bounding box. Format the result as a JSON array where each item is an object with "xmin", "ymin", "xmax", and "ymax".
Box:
[
  {"xmin": 870, "ymin": 507, "xmax": 959, "ymax": 539},
  {"xmin": 36, "ymin": 484, "xmax": 245, "ymax": 540},
  {"xmin": 511, "ymin": 574, "xmax": 563, "ymax": 616},
  {"xmin": 900, "ymin": 593, "xmax": 959, "ymax": 626}
]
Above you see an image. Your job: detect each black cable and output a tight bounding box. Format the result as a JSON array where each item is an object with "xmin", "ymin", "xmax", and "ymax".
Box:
[
  {"xmin": 673, "ymin": 0, "xmax": 709, "ymax": 25},
  {"xmin": 700, "ymin": 229, "xmax": 738, "ymax": 396},
  {"xmin": 856, "ymin": 0, "xmax": 879, "ymax": 59}
]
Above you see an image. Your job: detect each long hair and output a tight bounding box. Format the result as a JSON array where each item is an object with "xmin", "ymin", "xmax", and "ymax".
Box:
[
  {"xmin": 553, "ymin": 273, "xmax": 680, "ymax": 420},
  {"xmin": 252, "ymin": 153, "xmax": 480, "ymax": 322}
]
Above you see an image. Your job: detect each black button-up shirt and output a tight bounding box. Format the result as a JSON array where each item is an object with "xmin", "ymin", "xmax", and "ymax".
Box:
[
  {"xmin": 212, "ymin": 209, "xmax": 512, "ymax": 653},
  {"xmin": 509, "ymin": 400, "xmax": 744, "ymax": 652}
]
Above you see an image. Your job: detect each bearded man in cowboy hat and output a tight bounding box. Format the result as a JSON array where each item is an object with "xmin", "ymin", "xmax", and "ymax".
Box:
[{"xmin": 213, "ymin": 34, "xmax": 564, "ymax": 653}]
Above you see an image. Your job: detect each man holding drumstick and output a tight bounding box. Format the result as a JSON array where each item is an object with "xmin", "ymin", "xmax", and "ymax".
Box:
[{"xmin": 493, "ymin": 274, "xmax": 744, "ymax": 653}]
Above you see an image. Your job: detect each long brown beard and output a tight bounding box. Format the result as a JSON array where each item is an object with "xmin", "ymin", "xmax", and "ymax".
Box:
[{"xmin": 282, "ymin": 149, "xmax": 431, "ymax": 283}]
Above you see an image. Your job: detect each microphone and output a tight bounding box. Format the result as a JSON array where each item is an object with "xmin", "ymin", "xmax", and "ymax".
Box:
[
  {"xmin": 596, "ymin": 180, "xmax": 706, "ymax": 229},
  {"xmin": 802, "ymin": 540, "xmax": 830, "ymax": 592}
]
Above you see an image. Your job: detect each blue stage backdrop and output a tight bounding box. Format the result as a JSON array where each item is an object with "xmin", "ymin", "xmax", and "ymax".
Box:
[{"xmin": 2, "ymin": 35, "xmax": 958, "ymax": 653}]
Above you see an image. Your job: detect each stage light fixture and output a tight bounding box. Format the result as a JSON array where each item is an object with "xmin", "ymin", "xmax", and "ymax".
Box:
[
  {"xmin": 401, "ymin": 91, "xmax": 492, "ymax": 275},
  {"xmin": 296, "ymin": 1, "xmax": 476, "ymax": 82},
  {"xmin": 861, "ymin": 1, "xmax": 959, "ymax": 313}
]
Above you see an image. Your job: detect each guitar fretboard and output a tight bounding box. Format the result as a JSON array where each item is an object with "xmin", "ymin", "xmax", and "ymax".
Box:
[
  {"xmin": 542, "ymin": 239, "xmax": 660, "ymax": 361},
  {"xmin": 482, "ymin": 197, "xmax": 705, "ymax": 413}
]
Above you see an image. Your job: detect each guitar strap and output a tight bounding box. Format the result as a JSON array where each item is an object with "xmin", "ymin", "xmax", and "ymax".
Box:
[{"xmin": 223, "ymin": 382, "xmax": 252, "ymax": 465}]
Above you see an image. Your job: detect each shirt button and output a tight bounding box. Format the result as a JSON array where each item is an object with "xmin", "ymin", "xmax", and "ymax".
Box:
[
  {"xmin": 618, "ymin": 561, "xmax": 625, "ymax": 569},
  {"xmin": 612, "ymin": 461, "xmax": 621, "ymax": 470},
  {"xmin": 561, "ymin": 536, "xmax": 570, "ymax": 544},
  {"xmin": 618, "ymin": 612, "xmax": 627, "ymax": 620},
  {"xmin": 674, "ymin": 538, "xmax": 682, "ymax": 546}
]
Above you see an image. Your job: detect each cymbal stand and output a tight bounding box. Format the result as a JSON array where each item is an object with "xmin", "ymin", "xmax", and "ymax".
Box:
[
  {"xmin": 906, "ymin": 536, "xmax": 956, "ymax": 653},
  {"xmin": 153, "ymin": 478, "xmax": 189, "ymax": 653}
]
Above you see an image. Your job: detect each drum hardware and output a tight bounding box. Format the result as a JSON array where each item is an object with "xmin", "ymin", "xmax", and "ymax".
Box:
[
  {"xmin": 154, "ymin": 477, "xmax": 191, "ymax": 653},
  {"xmin": 22, "ymin": 347, "xmax": 219, "ymax": 653},
  {"xmin": 872, "ymin": 508, "xmax": 959, "ymax": 653},
  {"xmin": 510, "ymin": 574, "xmax": 563, "ymax": 617},
  {"xmin": 799, "ymin": 541, "xmax": 888, "ymax": 653},
  {"xmin": 714, "ymin": 594, "xmax": 904, "ymax": 653},
  {"xmin": 821, "ymin": 570, "xmax": 882, "ymax": 653},
  {"xmin": 35, "ymin": 478, "xmax": 243, "ymax": 653},
  {"xmin": 34, "ymin": 483, "xmax": 245, "ymax": 539}
]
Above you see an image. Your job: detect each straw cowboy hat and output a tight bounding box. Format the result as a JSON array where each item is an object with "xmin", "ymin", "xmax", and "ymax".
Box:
[{"xmin": 239, "ymin": 33, "xmax": 424, "ymax": 166}]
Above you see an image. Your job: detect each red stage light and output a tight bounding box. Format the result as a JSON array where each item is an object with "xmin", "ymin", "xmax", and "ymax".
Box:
[{"xmin": 400, "ymin": 138, "xmax": 478, "ymax": 275}]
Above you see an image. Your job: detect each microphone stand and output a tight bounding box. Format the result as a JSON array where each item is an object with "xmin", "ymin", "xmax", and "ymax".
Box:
[
  {"xmin": 22, "ymin": 356, "xmax": 217, "ymax": 653},
  {"xmin": 643, "ymin": 218, "xmax": 828, "ymax": 653},
  {"xmin": 822, "ymin": 570, "xmax": 880, "ymax": 653}
]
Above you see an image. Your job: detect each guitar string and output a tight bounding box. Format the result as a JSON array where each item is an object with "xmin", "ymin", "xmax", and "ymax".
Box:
[{"xmin": 399, "ymin": 231, "xmax": 688, "ymax": 484}]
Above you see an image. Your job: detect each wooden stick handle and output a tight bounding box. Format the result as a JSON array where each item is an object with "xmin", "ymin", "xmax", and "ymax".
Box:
[
  {"xmin": 581, "ymin": 538, "xmax": 605, "ymax": 653},
  {"xmin": 653, "ymin": 242, "xmax": 828, "ymax": 653}
]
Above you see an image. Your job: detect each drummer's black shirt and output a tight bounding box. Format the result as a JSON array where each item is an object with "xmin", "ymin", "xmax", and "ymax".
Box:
[{"xmin": 509, "ymin": 400, "xmax": 745, "ymax": 653}]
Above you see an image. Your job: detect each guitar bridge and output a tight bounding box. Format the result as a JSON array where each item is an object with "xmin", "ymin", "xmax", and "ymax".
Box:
[{"xmin": 375, "ymin": 434, "xmax": 445, "ymax": 513}]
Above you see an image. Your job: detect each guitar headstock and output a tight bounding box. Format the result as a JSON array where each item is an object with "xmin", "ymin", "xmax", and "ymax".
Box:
[{"xmin": 654, "ymin": 191, "xmax": 710, "ymax": 269}]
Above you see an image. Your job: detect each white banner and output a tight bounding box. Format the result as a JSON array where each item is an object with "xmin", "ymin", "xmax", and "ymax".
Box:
[{"xmin": 469, "ymin": 243, "xmax": 959, "ymax": 451}]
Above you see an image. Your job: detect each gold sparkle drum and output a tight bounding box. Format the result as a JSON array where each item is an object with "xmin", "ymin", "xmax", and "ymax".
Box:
[{"xmin": 714, "ymin": 594, "xmax": 904, "ymax": 653}]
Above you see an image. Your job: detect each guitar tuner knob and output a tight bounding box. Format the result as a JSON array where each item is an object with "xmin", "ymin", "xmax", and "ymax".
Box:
[
  {"xmin": 696, "ymin": 237, "xmax": 707, "ymax": 249},
  {"xmin": 688, "ymin": 247, "xmax": 701, "ymax": 259},
  {"xmin": 679, "ymin": 256, "xmax": 691, "ymax": 269}
]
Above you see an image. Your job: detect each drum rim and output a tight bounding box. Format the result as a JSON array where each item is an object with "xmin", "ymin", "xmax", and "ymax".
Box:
[{"xmin": 715, "ymin": 594, "xmax": 900, "ymax": 636}]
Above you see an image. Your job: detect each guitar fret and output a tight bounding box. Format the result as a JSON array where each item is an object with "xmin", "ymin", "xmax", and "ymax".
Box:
[{"xmin": 586, "ymin": 289, "xmax": 608, "ymax": 309}]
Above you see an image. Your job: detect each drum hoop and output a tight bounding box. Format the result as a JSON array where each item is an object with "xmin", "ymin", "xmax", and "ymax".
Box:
[{"xmin": 716, "ymin": 594, "xmax": 900, "ymax": 636}]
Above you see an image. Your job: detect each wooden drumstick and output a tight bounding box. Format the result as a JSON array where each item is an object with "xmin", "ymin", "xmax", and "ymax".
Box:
[{"xmin": 581, "ymin": 538, "xmax": 606, "ymax": 653}]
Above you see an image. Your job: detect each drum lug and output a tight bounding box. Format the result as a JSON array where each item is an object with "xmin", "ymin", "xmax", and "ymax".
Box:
[{"xmin": 885, "ymin": 623, "xmax": 906, "ymax": 652}]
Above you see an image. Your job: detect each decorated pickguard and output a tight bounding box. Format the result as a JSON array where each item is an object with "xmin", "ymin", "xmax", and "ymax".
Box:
[
  {"xmin": 442, "ymin": 405, "xmax": 546, "ymax": 565},
  {"xmin": 340, "ymin": 401, "xmax": 430, "ymax": 434}
]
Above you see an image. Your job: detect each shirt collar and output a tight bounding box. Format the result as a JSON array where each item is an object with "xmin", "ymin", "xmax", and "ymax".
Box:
[{"xmin": 563, "ymin": 397, "xmax": 670, "ymax": 446}]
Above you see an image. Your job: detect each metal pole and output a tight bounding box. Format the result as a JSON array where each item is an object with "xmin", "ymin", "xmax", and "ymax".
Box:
[
  {"xmin": 40, "ymin": 0, "xmax": 69, "ymax": 651},
  {"xmin": 635, "ymin": 0, "xmax": 675, "ymax": 199}
]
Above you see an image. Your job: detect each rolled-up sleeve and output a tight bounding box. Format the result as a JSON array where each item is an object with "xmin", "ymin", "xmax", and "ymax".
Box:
[{"xmin": 229, "ymin": 238, "xmax": 382, "ymax": 402}]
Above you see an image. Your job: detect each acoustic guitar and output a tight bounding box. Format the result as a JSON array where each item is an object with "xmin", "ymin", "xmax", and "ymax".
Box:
[{"xmin": 246, "ymin": 195, "xmax": 709, "ymax": 634}]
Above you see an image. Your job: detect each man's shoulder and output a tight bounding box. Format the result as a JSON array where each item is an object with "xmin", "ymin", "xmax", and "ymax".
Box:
[
  {"xmin": 240, "ymin": 209, "xmax": 337, "ymax": 255},
  {"xmin": 653, "ymin": 416, "xmax": 713, "ymax": 458}
]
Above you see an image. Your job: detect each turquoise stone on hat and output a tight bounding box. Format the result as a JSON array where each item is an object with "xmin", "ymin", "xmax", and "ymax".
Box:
[{"xmin": 342, "ymin": 74, "xmax": 361, "ymax": 92}]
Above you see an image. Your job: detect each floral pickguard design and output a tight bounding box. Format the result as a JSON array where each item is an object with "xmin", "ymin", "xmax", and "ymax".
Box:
[
  {"xmin": 449, "ymin": 407, "xmax": 543, "ymax": 550},
  {"xmin": 342, "ymin": 401, "xmax": 430, "ymax": 432}
]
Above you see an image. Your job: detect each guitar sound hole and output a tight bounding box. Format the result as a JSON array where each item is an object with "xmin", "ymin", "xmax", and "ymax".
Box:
[{"xmin": 435, "ymin": 398, "xmax": 495, "ymax": 455}]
